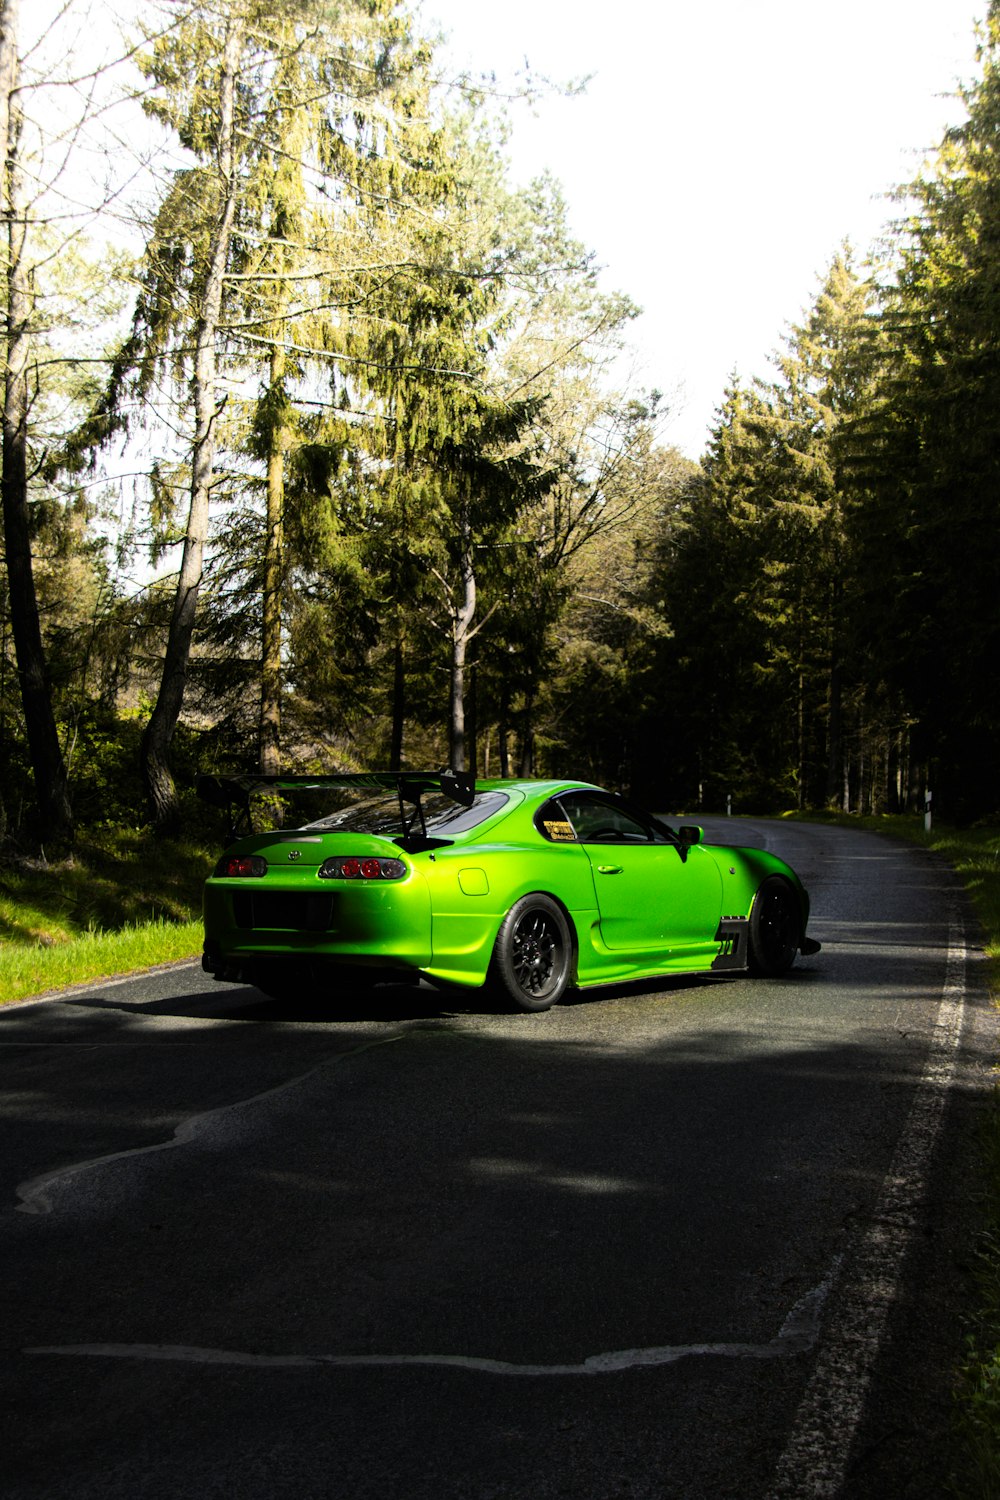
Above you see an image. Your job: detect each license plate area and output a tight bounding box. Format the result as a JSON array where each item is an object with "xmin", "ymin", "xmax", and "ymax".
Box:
[{"xmin": 232, "ymin": 891, "xmax": 335, "ymax": 932}]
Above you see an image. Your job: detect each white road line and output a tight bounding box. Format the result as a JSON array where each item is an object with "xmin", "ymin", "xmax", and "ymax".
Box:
[
  {"xmin": 27, "ymin": 1261, "xmax": 838, "ymax": 1376},
  {"xmin": 767, "ymin": 906, "xmax": 969, "ymax": 1499},
  {"xmin": 13, "ymin": 1033, "xmax": 404, "ymax": 1215}
]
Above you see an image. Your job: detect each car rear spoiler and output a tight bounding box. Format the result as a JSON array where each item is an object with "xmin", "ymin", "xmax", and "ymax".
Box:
[{"xmin": 196, "ymin": 769, "xmax": 476, "ymax": 839}]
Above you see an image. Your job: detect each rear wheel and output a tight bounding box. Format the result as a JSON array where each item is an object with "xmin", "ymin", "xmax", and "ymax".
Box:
[
  {"xmin": 488, "ymin": 894, "xmax": 572, "ymax": 1012},
  {"xmin": 748, "ymin": 877, "xmax": 799, "ymax": 976}
]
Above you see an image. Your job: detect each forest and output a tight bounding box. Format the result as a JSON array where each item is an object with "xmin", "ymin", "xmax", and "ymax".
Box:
[{"xmin": 2, "ymin": 0, "xmax": 1000, "ymax": 852}]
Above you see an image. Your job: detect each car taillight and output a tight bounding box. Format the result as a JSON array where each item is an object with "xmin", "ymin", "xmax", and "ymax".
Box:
[
  {"xmin": 318, "ymin": 856, "xmax": 407, "ymax": 881},
  {"xmin": 217, "ymin": 855, "xmax": 268, "ymax": 877}
]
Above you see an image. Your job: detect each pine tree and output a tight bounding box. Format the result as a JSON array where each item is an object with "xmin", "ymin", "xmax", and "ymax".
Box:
[
  {"xmin": 1, "ymin": 0, "xmax": 74, "ymax": 847},
  {"xmin": 100, "ymin": 0, "xmax": 454, "ymax": 821},
  {"xmin": 0, "ymin": 0, "xmax": 131, "ymax": 847},
  {"xmin": 851, "ymin": 2, "xmax": 1000, "ymax": 813},
  {"xmin": 645, "ymin": 251, "xmax": 879, "ymax": 812}
]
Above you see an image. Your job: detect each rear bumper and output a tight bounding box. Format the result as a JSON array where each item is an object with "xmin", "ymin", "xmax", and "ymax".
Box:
[
  {"xmin": 202, "ymin": 944, "xmax": 420, "ymax": 988},
  {"xmin": 203, "ymin": 874, "xmax": 433, "ymax": 970}
]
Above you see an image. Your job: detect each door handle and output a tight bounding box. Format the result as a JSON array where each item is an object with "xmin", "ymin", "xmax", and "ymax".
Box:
[{"xmin": 597, "ymin": 865, "xmax": 623, "ymax": 875}]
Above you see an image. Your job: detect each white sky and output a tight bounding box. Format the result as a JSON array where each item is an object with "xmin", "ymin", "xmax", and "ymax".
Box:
[{"xmin": 421, "ymin": 0, "xmax": 984, "ymax": 457}]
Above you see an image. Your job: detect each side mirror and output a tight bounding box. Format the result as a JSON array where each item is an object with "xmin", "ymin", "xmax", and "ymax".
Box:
[{"xmin": 677, "ymin": 825, "xmax": 703, "ymax": 847}]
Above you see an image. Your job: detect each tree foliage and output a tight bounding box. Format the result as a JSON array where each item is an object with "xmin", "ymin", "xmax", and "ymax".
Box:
[
  {"xmin": 4, "ymin": 0, "xmax": 1000, "ymax": 847},
  {"xmin": 843, "ymin": 3, "xmax": 1000, "ymax": 815}
]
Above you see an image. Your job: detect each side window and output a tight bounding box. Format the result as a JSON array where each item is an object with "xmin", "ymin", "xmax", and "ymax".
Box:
[
  {"xmin": 536, "ymin": 799, "xmax": 578, "ymax": 843},
  {"xmin": 557, "ymin": 793, "xmax": 654, "ymax": 844}
]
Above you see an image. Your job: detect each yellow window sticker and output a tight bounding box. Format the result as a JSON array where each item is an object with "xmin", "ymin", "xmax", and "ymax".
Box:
[{"xmin": 543, "ymin": 820, "xmax": 576, "ymax": 841}]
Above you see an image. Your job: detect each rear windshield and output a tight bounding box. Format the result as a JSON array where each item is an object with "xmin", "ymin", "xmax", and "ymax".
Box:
[{"xmin": 299, "ymin": 790, "xmax": 510, "ymax": 837}]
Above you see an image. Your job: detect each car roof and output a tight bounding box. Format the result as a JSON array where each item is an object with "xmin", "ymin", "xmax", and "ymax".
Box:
[{"xmin": 475, "ymin": 779, "xmax": 603, "ymax": 798}]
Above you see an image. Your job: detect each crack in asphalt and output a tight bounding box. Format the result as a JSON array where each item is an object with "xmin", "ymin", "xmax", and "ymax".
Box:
[
  {"xmin": 26, "ymin": 1258, "xmax": 838, "ymax": 1375},
  {"xmin": 13, "ymin": 1032, "xmax": 405, "ymax": 1216}
]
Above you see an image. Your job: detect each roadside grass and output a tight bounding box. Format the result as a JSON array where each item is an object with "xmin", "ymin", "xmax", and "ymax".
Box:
[
  {"xmin": 958, "ymin": 1125, "xmax": 1000, "ymax": 1500},
  {"xmin": 789, "ymin": 809, "xmax": 1000, "ymax": 1494},
  {"xmin": 0, "ymin": 828, "xmax": 212, "ymax": 1005},
  {"xmin": 0, "ymin": 917, "xmax": 205, "ymax": 1004}
]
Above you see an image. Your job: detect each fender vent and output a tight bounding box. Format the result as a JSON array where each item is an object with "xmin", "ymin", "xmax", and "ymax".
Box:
[{"xmin": 712, "ymin": 916, "xmax": 749, "ymax": 971}]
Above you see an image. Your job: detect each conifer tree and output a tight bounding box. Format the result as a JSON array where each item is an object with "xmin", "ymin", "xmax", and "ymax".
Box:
[
  {"xmin": 103, "ymin": 0, "xmax": 453, "ymax": 821},
  {"xmin": 647, "ymin": 250, "xmax": 878, "ymax": 811},
  {"xmin": 0, "ymin": 0, "xmax": 73, "ymax": 846},
  {"xmin": 852, "ymin": 2, "xmax": 1000, "ymax": 812},
  {"xmin": 0, "ymin": 0, "xmax": 130, "ymax": 846}
]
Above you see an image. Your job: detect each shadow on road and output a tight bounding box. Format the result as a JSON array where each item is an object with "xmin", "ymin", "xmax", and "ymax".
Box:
[{"xmin": 56, "ymin": 962, "xmax": 828, "ymax": 1027}]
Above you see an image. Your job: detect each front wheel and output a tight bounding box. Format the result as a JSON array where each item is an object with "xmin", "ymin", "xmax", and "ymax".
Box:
[
  {"xmin": 488, "ymin": 895, "xmax": 572, "ymax": 1012},
  {"xmin": 748, "ymin": 877, "xmax": 800, "ymax": 977}
]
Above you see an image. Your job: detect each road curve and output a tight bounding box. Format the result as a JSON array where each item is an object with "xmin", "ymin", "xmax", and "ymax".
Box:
[{"xmin": 0, "ymin": 818, "xmax": 996, "ymax": 1499}]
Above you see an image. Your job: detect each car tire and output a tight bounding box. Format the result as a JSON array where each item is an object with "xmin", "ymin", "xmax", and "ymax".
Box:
[
  {"xmin": 748, "ymin": 876, "xmax": 799, "ymax": 976},
  {"xmin": 488, "ymin": 894, "xmax": 572, "ymax": 1012}
]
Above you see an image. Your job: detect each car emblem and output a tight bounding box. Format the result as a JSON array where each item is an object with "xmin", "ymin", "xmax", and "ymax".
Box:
[{"xmin": 287, "ymin": 850, "xmax": 302, "ymax": 861}]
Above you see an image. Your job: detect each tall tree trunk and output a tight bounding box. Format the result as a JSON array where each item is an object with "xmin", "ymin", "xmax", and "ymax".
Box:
[
  {"xmin": 141, "ymin": 21, "xmax": 240, "ymax": 828},
  {"xmin": 0, "ymin": 0, "xmax": 14, "ymax": 173},
  {"xmin": 842, "ymin": 744, "xmax": 851, "ymax": 814},
  {"xmin": 826, "ymin": 659, "xmax": 842, "ymax": 808},
  {"xmin": 448, "ymin": 505, "xmax": 476, "ymax": 772},
  {"xmin": 466, "ymin": 661, "xmax": 477, "ymax": 778},
  {"xmin": 390, "ymin": 632, "xmax": 405, "ymax": 771},
  {"xmin": 825, "ymin": 578, "xmax": 843, "ymax": 808},
  {"xmin": 1, "ymin": 1, "xmax": 73, "ymax": 848},
  {"xmin": 518, "ymin": 699, "xmax": 535, "ymax": 777},
  {"xmin": 796, "ymin": 666, "xmax": 805, "ymax": 811},
  {"xmin": 498, "ymin": 709, "xmax": 509, "ymax": 778},
  {"xmin": 259, "ymin": 344, "xmax": 285, "ymax": 777}
]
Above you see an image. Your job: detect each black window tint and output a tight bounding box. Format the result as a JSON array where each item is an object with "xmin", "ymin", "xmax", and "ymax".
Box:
[
  {"xmin": 558, "ymin": 792, "xmax": 654, "ymax": 843},
  {"xmin": 301, "ymin": 791, "xmax": 509, "ymax": 835},
  {"xmin": 536, "ymin": 800, "xmax": 579, "ymax": 842},
  {"xmin": 424, "ymin": 792, "xmax": 510, "ymax": 834}
]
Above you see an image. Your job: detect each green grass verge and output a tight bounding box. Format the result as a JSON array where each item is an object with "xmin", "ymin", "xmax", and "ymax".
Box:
[
  {"xmin": 0, "ymin": 918, "xmax": 204, "ymax": 1005},
  {"xmin": 0, "ymin": 827, "xmax": 213, "ymax": 1005}
]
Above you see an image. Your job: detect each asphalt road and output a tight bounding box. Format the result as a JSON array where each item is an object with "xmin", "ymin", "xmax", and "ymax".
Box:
[{"xmin": 1, "ymin": 819, "xmax": 996, "ymax": 1499}]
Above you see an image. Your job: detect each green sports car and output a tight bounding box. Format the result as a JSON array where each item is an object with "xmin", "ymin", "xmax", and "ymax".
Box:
[{"xmin": 198, "ymin": 770, "xmax": 820, "ymax": 1012}]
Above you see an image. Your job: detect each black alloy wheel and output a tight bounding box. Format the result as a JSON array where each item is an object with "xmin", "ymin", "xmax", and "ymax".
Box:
[
  {"xmin": 748, "ymin": 876, "xmax": 799, "ymax": 976},
  {"xmin": 489, "ymin": 894, "xmax": 573, "ymax": 1012}
]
